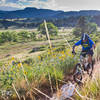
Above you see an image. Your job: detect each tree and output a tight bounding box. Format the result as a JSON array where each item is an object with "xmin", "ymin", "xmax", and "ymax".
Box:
[
  {"xmin": 73, "ymin": 16, "xmax": 97, "ymax": 37},
  {"xmin": 0, "ymin": 23, "xmax": 3, "ymax": 28},
  {"xmin": 86, "ymin": 23, "xmax": 97, "ymax": 34},
  {"xmin": 38, "ymin": 22, "xmax": 58, "ymax": 36}
]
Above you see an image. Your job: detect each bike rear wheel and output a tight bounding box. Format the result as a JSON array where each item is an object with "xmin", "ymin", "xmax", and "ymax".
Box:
[{"xmin": 87, "ymin": 63, "xmax": 94, "ymax": 77}]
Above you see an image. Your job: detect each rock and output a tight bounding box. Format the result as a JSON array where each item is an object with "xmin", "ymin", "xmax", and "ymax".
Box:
[{"xmin": 51, "ymin": 82, "xmax": 75, "ymax": 100}]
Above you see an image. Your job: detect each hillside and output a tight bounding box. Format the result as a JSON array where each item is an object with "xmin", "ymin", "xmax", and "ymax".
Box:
[
  {"xmin": 1, "ymin": 8, "xmax": 100, "ymax": 28},
  {"xmin": 1, "ymin": 8, "xmax": 100, "ymax": 19},
  {"xmin": 0, "ymin": 7, "xmax": 63, "ymax": 19}
]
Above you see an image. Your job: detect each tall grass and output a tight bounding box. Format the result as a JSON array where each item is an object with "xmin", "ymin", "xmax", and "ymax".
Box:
[
  {"xmin": 75, "ymin": 44, "xmax": 100, "ymax": 100},
  {"xmin": 75, "ymin": 77, "xmax": 100, "ymax": 100},
  {"xmin": 0, "ymin": 48, "xmax": 78, "ymax": 99},
  {"xmin": 0, "ymin": 30, "xmax": 100, "ymax": 99}
]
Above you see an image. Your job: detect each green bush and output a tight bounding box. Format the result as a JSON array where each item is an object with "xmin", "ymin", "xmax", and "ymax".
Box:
[
  {"xmin": 0, "ymin": 31, "xmax": 37, "ymax": 43},
  {"xmin": 0, "ymin": 31, "xmax": 18, "ymax": 43},
  {"xmin": 18, "ymin": 31, "xmax": 31, "ymax": 41},
  {"xmin": 38, "ymin": 22, "xmax": 58, "ymax": 36}
]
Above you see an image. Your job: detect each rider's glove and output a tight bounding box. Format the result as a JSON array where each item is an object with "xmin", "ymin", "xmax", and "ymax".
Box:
[{"xmin": 90, "ymin": 48, "xmax": 93, "ymax": 50}]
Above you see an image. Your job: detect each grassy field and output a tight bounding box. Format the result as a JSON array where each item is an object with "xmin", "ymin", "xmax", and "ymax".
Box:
[
  {"xmin": 0, "ymin": 28, "xmax": 76, "ymax": 99},
  {"xmin": 0, "ymin": 39, "xmax": 65, "ymax": 60},
  {"xmin": 0, "ymin": 28, "xmax": 73, "ymax": 62},
  {"xmin": 0, "ymin": 28, "xmax": 100, "ymax": 100}
]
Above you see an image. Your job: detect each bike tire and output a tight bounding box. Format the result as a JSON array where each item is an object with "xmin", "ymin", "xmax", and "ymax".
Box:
[
  {"xmin": 73, "ymin": 72, "xmax": 82, "ymax": 84},
  {"xmin": 87, "ymin": 63, "xmax": 94, "ymax": 76},
  {"xmin": 73, "ymin": 63, "xmax": 83, "ymax": 84}
]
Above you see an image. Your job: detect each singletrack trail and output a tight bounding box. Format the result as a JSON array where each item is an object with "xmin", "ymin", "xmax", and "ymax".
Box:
[
  {"xmin": 93, "ymin": 61, "xmax": 100, "ymax": 77},
  {"xmin": 81, "ymin": 61, "xmax": 100, "ymax": 84}
]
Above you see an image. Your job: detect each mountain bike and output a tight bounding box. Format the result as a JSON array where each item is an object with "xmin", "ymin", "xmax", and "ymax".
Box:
[{"xmin": 73, "ymin": 52, "xmax": 94, "ymax": 84}]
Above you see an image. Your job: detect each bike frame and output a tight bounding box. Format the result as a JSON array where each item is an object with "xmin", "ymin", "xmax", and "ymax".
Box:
[{"xmin": 80, "ymin": 54, "xmax": 89, "ymax": 69}]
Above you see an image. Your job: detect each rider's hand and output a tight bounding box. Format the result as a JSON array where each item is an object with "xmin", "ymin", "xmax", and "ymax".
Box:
[
  {"xmin": 90, "ymin": 47, "xmax": 93, "ymax": 50},
  {"xmin": 91, "ymin": 44, "xmax": 96, "ymax": 50}
]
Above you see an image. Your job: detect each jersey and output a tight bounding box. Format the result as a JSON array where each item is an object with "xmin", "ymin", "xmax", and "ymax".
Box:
[{"xmin": 74, "ymin": 38, "xmax": 94, "ymax": 51}]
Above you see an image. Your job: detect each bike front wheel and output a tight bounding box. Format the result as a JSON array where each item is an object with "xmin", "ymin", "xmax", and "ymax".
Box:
[{"xmin": 73, "ymin": 63, "xmax": 83, "ymax": 84}]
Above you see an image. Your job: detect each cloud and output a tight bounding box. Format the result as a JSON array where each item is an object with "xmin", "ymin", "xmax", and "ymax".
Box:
[
  {"xmin": 0, "ymin": 0, "xmax": 6, "ymax": 4},
  {"xmin": 0, "ymin": 0, "xmax": 56, "ymax": 9},
  {"xmin": 0, "ymin": 0, "xmax": 23, "ymax": 9},
  {"xmin": 0, "ymin": 0, "xmax": 73, "ymax": 11},
  {"xmin": 0, "ymin": 0, "xmax": 100, "ymax": 11}
]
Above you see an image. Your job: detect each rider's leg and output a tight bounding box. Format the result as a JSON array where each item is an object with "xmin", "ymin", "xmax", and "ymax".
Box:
[
  {"xmin": 88, "ymin": 54, "xmax": 93, "ymax": 76},
  {"xmin": 88, "ymin": 54, "xmax": 92, "ymax": 64},
  {"xmin": 87, "ymin": 50, "xmax": 94, "ymax": 65}
]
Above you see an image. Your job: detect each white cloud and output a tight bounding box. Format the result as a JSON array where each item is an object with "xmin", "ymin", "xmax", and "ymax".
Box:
[
  {"xmin": 0, "ymin": 0, "xmax": 58, "ymax": 10},
  {"xmin": 0, "ymin": 0, "xmax": 6, "ymax": 4},
  {"xmin": 0, "ymin": 1, "xmax": 24, "ymax": 9},
  {"xmin": 0, "ymin": 0, "xmax": 100, "ymax": 11}
]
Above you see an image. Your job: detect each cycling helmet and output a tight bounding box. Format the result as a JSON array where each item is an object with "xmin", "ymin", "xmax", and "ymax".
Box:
[{"xmin": 81, "ymin": 33, "xmax": 89, "ymax": 41}]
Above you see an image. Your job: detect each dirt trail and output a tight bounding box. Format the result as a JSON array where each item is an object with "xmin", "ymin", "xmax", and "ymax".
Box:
[
  {"xmin": 93, "ymin": 61, "xmax": 100, "ymax": 77},
  {"xmin": 50, "ymin": 61, "xmax": 100, "ymax": 100}
]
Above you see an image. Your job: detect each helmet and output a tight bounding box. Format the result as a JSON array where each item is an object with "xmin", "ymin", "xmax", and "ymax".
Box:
[{"xmin": 81, "ymin": 33, "xmax": 89, "ymax": 41}]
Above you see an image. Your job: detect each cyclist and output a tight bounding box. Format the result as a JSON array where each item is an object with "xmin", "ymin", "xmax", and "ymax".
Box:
[{"xmin": 72, "ymin": 33, "xmax": 95, "ymax": 68}]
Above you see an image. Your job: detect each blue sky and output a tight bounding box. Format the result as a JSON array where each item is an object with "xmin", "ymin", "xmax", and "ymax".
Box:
[{"xmin": 0, "ymin": 0, "xmax": 100, "ymax": 11}]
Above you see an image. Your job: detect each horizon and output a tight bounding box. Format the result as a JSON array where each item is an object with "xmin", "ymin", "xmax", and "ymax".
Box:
[
  {"xmin": 0, "ymin": 6, "xmax": 100, "ymax": 12},
  {"xmin": 0, "ymin": 0, "xmax": 100, "ymax": 11}
]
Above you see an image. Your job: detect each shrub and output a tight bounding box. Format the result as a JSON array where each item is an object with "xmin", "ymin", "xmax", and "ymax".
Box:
[
  {"xmin": 0, "ymin": 31, "xmax": 18, "ymax": 43},
  {"xmin": 38, "ymin": 22, "xmax": 58, "ymax": 37}
]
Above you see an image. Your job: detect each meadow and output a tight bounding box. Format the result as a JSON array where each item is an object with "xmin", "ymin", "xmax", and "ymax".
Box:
[{"xmin": 0, "ymin": 28, "xmax": 100, "ymax": 100}]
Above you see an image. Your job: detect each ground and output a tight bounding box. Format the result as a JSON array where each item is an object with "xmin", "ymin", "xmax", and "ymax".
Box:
[{"xmin": 0, "ymin": 39, "xmax": 66, "ymax": 62}]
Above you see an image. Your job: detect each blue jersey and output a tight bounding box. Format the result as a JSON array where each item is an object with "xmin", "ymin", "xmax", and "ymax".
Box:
[{"xmin": 75, "ymin": 39, "xmax": 94, "ymax": 51}]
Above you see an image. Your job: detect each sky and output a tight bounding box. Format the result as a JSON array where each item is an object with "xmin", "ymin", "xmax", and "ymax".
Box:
[{"xmin": 0, "ymin": 0, "xmax": 100, "ymax": 11}]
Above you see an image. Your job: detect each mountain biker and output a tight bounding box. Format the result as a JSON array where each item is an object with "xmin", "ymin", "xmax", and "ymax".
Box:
[{"xmin": 72, "ymin": 33, "xmax": 95, "ymax": 67}]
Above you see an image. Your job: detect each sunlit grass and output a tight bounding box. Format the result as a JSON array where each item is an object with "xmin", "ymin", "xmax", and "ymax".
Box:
[{"xmin": 0, "ymin": 47, "xmax": 78, "ymax": 99}]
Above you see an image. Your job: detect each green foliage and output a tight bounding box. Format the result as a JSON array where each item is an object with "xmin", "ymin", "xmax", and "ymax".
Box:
[
  {"xmin": 73, "ymin": 27, "xmax": 81, "ymax": 36},
  {"xmin": 86, "ymin": 23, "xmax": 97, "ymax": 34},
  {"xmin": 73, "ymin": 16, "xmax": 97, "ymax": 37},
  {"xmin": 18, "ymin": 31, "xmax": 31, "ymax": 41},
  {"xmin": 38, "ymin": 22, "xmax": 58, "ymax": 36},
  {"xmin": 0, "ymin": 48, "xmax": 78, "ymax": 99},
  {"xmin": 75, "ymin": 78, "xmax": 100, "ymax": 100},
  {"xmin": 77, "ymin": 16, "xmax": 87, "ymax": 32},
  {"xmin": 0, "ymin": 31, "xmax": 37, "ymax": 43},
  {"xmin": 0, "ymin": 31, "xmax": 18, "ymax": 43},
  {"xmin": 0, "ymin": 23, "xmax": 3, "ymax": 28}
]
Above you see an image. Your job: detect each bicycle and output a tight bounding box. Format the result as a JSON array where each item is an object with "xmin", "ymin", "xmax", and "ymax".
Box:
[{"xmin": 73, "ymin": 51, "xmax": 94, "ymax": 84}]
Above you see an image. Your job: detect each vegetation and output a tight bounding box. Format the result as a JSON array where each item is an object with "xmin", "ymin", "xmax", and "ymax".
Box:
[
  {"xmin": 74, "ymin": 42, "xmax": 100, "ymax": 100},
  {"xmin": 0, "ymin": 31, "xmax": 37, "ymax": 43},
  {"xmin": 0, "ymin": 40, "xmax": 100, "ymax": 99},
  {"xmin": 75, "ymin": 78, "xmax": 100, "ymax": 100},
  {"xmin": 0, "ymin": 48, "xmax": 78, "ymax": 99},
  {"xmin": 38, "ymin": 22, "xmax": 58, "ymax": 36},
  {"xmin": 0, "ymin": 31, "xmax": 18, "ymax": 43},
  {"xmin": 73, "ymin": 16, "xmax": 97, "ymax": 36},
  {"xmin": 0, "ymin": 26, "xmax": 59, "ymax": 44},
  {"xmin": 0, "ymin": 23, "xmax": 100, "ymax": 99}
]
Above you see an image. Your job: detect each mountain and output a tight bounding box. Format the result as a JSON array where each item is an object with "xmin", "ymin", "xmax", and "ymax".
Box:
[
  {"xmin": 0, "ymin": 7, "xmax": 63, "ymax": 19},
  {"xmin": 0, "ymin": 7, "xmax": 100, "ymax": 19},
  {"xmin": 1, "ymin": 7, "xmax": 100, "ymax": 28}
]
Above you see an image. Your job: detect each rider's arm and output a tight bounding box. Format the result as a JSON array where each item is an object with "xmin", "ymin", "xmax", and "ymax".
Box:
[
  {"xmin": 89, "ymin": 39, "xmax": 96, "ymax": 50},
  {"xmin": 72, "ymin": 40, "xmax": 82, "ymax": 52},
  {"xmin": 92, "ymin": 43, "xmax": 96, "ymax": 50}
]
